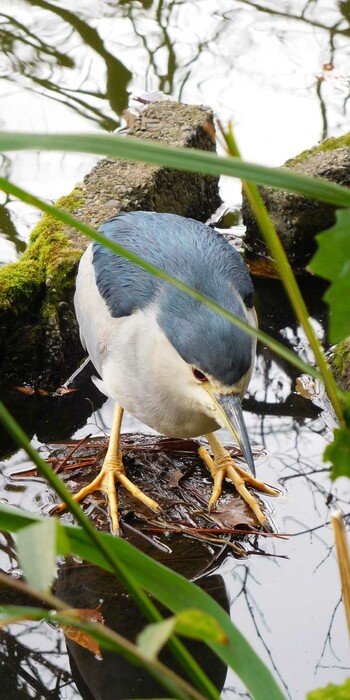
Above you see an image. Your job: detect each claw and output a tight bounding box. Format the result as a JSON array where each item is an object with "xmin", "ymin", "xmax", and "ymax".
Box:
[
  {"xmin": 199, "ymin": 433, "xmax": 279, "ymax": 528},
  {"xmin": 54, "ymin": 404, "xmax": 160, "ymax": 535}
]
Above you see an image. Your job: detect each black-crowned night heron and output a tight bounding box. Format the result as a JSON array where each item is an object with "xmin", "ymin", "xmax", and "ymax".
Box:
[{"xmin": 58, "ymin": 211, "xmax": 277, "ymax": 533}]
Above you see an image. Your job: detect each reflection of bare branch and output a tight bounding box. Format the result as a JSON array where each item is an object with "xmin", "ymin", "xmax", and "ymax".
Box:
[
  {"xmin": 0, "ymin": 627, "xmax": 77, "ymax": 698},
  {"xmin": 26, "ymin": 0, "xmax": 132, "ymax": 117},
  {"xmin": 231, "ymin": 566, "xmax": 292, "ymax": 699},
  {"xmin": 225, "ymin": 0, "xmax": 350, "ymax": 38},
  {"xmin": 316, "ymin": 78, "xmax": 328, "ymax": 141},
  {"xmin": 0, "ymin": 0, "xmax": 133, "ymax": 131},
  {"xmin": 316, "ymin": 598, "xmax": 343, "ymax": 669},
  {"xmin": 0, "ymin": 13, "xmax": 73, "ymax": 67},
  {"xmin": 0, "ymin": 531, "xmax": 17, "ymax": 568},
  {"xmin": 22, "ymin": 80, "xmax": 119, "ymax": 130},
  {"xmin": 129, "ymin": 0, "xmax": 227, "ymax": 98},
  {"xmin": 0, "ymin": 204, "xmax": 26, "ymax": 257}
]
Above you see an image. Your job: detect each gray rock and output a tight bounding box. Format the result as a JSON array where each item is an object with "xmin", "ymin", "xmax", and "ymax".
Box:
[{"xmin": 243, "ymin": 133, "xmax": 350, "ymax": 268}]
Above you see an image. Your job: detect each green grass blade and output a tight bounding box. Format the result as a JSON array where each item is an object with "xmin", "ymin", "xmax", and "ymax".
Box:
[
  {"xmin": 0, "ymin": 503, "xmax": 286, "ymax": 700},
  {"xmin": 0, "ymin": 604, "xmax": 205, "ymax": 700},
  {"xmin": 16, "ymin": 519, "xmax": 56, "ymax": 593},
  {"xmin": 1, "ymin": 131, "xmax": 350, "ymax": 207},
  {"xmin": 222, "ymin": 124, "xmax": 344, "ymax": 424}
]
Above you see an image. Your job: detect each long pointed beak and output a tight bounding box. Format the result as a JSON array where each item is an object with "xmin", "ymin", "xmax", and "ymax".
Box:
[{"xmin": 213, "ymin": 393, "xmax": 256, "ymax": 476}]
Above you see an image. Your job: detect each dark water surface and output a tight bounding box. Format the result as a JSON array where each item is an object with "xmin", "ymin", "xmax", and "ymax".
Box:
[{"xmin": 1, "ymin": 1, "xmax": 350, "ymax": 699}]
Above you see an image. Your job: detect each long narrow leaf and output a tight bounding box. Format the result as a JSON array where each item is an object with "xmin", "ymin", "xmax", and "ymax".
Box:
[
  {"xmin": 16, "ymin": 519, "xmax": 56, "ymax": 592},
  {"xmin": 221, "ymin": 125, "xmax": 344, "ymax": 424},
  {"xmin": 0, "ymin": 605, "xmax": 206, "ymax": 700},
  {"xmin": 0, "ymin": 503, "xmax": 286, "ymax": 700},
  {"xmin": 1, "ymin": 132, "xmax": 350, "ymax": 208}
]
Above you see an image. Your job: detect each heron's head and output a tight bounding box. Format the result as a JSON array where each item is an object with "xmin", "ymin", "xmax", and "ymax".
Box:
[{"xmin": 156, "ymin": 282, "xmax": 257, "ymax": 474}]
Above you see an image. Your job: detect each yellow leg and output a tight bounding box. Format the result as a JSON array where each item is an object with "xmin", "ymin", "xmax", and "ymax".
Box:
[
  {"xmin": 199, "ymin": 432, "xmax": 279, "ymax": 528},
  {"xmin": 55, "ymin": 403, "xmax": 161, "ymax": 535}
]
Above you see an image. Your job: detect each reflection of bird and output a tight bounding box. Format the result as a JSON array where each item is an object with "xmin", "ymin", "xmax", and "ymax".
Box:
[{"xmin": 58, "ymin": 212, "xmax": 277, "ymax": 533}]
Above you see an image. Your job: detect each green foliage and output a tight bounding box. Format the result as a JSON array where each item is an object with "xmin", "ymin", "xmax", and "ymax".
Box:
[
  {"xmin": 324, "ymin": 426, "xmax": 350, "ymax": 480},
  {"xmin": 0, "ymin": 503, "xmax": 286, "ymax": 700},
  {"xmin": 0, "ymin": 605, "xmax": 208, "ymax": 700},
  {"xmin": 137, "ymin": 610, "xmax": 228, "ymax": 660},
  {"xmin": 16, "ymin": 520, "xmax": 57, "ymax": 593},
  {"xmin": 307, "ymin": 677, "xmax": 350, "ymax": 699},
  {"xmin": 309, "ymin": 209, "xmax": 350, "ymax": 343}
]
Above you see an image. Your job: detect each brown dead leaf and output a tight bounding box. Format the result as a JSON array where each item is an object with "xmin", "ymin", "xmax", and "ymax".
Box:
[
  {"xmin": 56, "ymin": 387, "xmax": 78, "ymax": 395},
  {"xmin": 295, "ymin": 376, "xmax": 314, "ymax": 401},
  {"xmin": 209, "ymin": 500, "xmax": 256, "ymax": 529},
  {"xmin": 59, "ymin": 607, "xmax": 104, "ymax": 657},
  {"xmin": 247, "ymin": 258, "xmax": 280, "ymax": 279},
  {"xmin": 168, "ymin": 467, "xmax": 194, "ymax": 488},
  {"xmin": 15, "ymin": 385, "xmax": 35, "ymax": 396}
]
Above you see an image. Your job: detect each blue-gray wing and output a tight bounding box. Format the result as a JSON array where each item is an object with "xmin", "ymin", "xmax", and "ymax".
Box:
[{"xmin": 92, "ymin": 211, "xmax": 254, "ymax": 319}]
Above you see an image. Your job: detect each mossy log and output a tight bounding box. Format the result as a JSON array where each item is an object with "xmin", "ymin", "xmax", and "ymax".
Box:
[
  {"xmin": 243, "ymin": 132, "xmax": 350, "ymax": 268},
  {"xmin": 0, "ymin": 101, "xmax": 221, "ymax": 389}
]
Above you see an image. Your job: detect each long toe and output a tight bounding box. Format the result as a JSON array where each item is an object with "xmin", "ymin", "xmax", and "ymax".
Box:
[
  {"xmin": 53, "ymin": 458, "xmax": 161, "ymax": 535},
  {"xmin": 199, "ymin": 443, "xmax": 278, "ymax": 528}
]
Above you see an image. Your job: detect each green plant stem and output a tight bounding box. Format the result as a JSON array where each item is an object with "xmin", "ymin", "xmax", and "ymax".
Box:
[
  {"xmin": 0, "ymin": 402, "xmax": 219, "ymax": 700},
  {"xmin": 222, "ymin": 125, "xmax": 344, "ymax": 424},
  {"xmin": 2, "ymin": 131, "xmax": 350, "ymax": 208},
  {"xmin": 0, "ymin": 572, "xmax": 207, "ymax": 700},
  {"xmin": 0, "ymin": 569, "xmax": 68, "ymax": 611},
  {"xmin": 0, "ymin": 176, "xmax": 325, "ymax": 383}
]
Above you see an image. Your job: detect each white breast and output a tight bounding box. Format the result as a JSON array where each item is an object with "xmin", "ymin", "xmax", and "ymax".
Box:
[{"xmin": 74, "ymin": 245, "xmax": 219, "ymax": 437}]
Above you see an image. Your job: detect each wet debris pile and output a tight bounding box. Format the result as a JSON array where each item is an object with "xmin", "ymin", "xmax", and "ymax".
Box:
[{"xmin": 11, "ymin": 433, "xmax": 283, "ymax": 568}]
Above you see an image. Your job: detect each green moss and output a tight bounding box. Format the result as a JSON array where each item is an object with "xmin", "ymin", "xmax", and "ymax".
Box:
[
  {"xmin": 331, "ymin": 338, "xmax": 350, "ymax": 375},
  {"xmin": 0, "ymin": 187, "xmax": 84, "ymax": 321},
  {"xmin": 29, "ymin": 188, "xmax": 84, "ymax": 244},
  {"xmin": 0, "ymin": 258, "xmax": 43, "ymax": 315},
  {"xmin": 285, "ymin": 132, "xmax": 350, "ymax": 167}
]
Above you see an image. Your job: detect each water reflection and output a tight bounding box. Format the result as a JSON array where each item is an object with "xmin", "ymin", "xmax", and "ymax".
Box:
[
  {"xmin": 0, "ymin": 528, "xmax": 228, "ymax": 699},
  {"xmin": 0, "ymin": 2, "xmax": 129, "ymax": 130},
  {"xmin": 1, "ymin": 0, "xmax": 350, "ymax": 261},
  {"xmin": 1, "ymin": 268, "xmax": 349, "ymax": 697}
]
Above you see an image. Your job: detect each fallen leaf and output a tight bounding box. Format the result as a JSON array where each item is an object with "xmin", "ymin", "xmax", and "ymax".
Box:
[
  {"xmin": 56, "ymin": 387, "xmax": 78, "ymax": 395},
  {"xmin": 59, "ymin": 607, "xmax": 105, "ymax": 657},
  {"xmin": 210, "ymin": 499, "xmax": 256, "ymax": 529},
  {"xmin": 15, "ymin": 385, "xmax": 35, "ymax": 396},
  {"xmin": 247, "ymin": 258, "xmax": 280, "ymax": 278}
]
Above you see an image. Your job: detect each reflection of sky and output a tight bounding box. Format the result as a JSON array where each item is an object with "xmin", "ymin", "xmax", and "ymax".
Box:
[
  {"xmin": 222, "ymin": 409, "xmax": 350, "ymax": 699},
  {"xmin": 1, "ymin": 0, "xmax": 350, "ymax": 261}
]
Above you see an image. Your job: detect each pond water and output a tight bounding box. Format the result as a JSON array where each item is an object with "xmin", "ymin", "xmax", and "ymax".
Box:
[{"xmin": 1, "ymin": 1, "xmax": 350, "ymax": 699}]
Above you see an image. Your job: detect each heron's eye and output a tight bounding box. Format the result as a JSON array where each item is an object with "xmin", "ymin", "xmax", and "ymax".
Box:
[{"xmin": 192, "ymin": 368, "xmax": 208, "ymax": 382}]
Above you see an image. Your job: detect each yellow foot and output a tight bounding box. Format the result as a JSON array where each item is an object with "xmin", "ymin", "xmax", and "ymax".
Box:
[
  {"xmin": 54, "ymin": 454, "xmax": 161, "ymax": 535},
  {"xmin": 198, "ymin": 440, "xmax": 279, "ymax": 529}
]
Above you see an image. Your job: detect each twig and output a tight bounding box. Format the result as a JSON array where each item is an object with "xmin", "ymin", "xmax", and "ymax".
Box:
[{"xmin": 331, "ymin": 510, "xmax": 350, "ymax": 643}]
